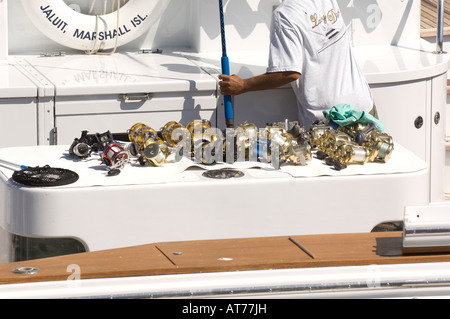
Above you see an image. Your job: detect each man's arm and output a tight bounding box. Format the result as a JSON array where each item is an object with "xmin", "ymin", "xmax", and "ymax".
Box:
[{"xmin": 218, "ymin": 71, "xmax": 300, "ymax": 96}]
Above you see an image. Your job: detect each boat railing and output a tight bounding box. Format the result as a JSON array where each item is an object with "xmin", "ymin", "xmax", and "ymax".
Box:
[{"xmin": 435, "ymin": 0, "xmax": 446, "ymax": 53}]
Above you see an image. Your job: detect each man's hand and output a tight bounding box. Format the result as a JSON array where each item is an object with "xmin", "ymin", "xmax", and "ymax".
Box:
[
  {"xmin": 219, "ymin": 71, "xmax": 300, "ymax": 96},
  {"xmin": 218, "ymin": 74, "xmax": 247, "ymax": 96}
]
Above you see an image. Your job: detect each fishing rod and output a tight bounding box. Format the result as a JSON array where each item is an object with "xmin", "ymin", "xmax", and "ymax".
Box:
[
  {"xmin": 0, "ymin": 159, "xmax": 28, "ymax": 171},
  {"xmin": 218, "ymin": 0, "xmax": 234, "ymax": 128}
]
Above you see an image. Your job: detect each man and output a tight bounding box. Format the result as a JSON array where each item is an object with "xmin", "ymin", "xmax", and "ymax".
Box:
[{"xmin": 219, "ymin": 0, "xmax": 374, "ymax": 129}]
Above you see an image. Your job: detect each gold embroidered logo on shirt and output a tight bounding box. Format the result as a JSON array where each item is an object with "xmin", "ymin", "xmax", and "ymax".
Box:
[{"xmin": 311, "ymin": 8, "xmax": 340, "ymax": 29}]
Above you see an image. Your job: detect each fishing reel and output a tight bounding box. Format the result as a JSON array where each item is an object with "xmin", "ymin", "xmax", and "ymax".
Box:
[
  {"xmin": 225, "ymin": 122, "xmax": 271, "ymax": 164},
  {"xmin": 69, "ymin": 130, "xmax": 119, "ymax": 159},
  {"xmin": 98, "ymin": 132, "xmax": 141, "ymax": 175},
  {"xmin": 316, "ymin": 129, "xmax": 370, "ymax": 166},
  {"xmin": 264, "ymin": 121, "xmax": 312, "ymax": 167},
  {"xmin": 140, "ymin": 137, "xmax": 170, "ymax": 167},
  {"xmin": 336, "ymin": 142, "xmax": 370, "ymax": 165},
  {"xmin": 187, "ymin": 119, "xmax": 222, "ymax": 165},
  {"xmin": 160, "ymin": 121, "xmax": 192, "ymax": 161},
  {"xmin": 366, "ymin": 130, "xmax": 394, "ymax": 163},
  {"xmin": 128, "ymin": 123, "xmax": 170, "ymax": 167},
  {"xmin": 161, "ymin": 121, "xmax": 191, "ymax": 147},
  {"xmin": 70, "ymin": 130, "xmax": 140, "ymax": 176},
  {"xmin": 341, "ymin": 124, "xmax": 394, "ymax": 163},
  {"xmin": 309, "ymin": 123, "xmax": 333, "ymax": 148},
  {"xmin": 128, "ymin": 123, "xmax": 158, "ymax": 150},
  {"xmin": 316, "ymin": 129, "xmax": 352, "ymax": 159},
  {"xmin": 313, "ymin": 121, "xmax": 394, "ymax": 170},
  {"xmin": 69, "ymin": 139, "xmax": 91, "ymax": 159},
  {"xmin": 270, "ymin": 120, "xmax": 307, "ymax": 143},
  {"xmin": 339, "ymin": 122, "xmax": 394, "ymax": 163},
  {"xmin": 101, "ymin": 143, "xmax": 130, "ymax": 170},
  {"xmin": 234, "ymin": 122, "xmax": 259, "ymax": 161},
  {"xmin": 69, "ymin": 130, "xmax": 107, "ymax": 159},
  {"xmin": 220, "ymin": 120, "xmax": 312, "ymax": 167},
  {"xmin": 187, "ymin": 119, "xmax": 214, "ymax": 136},
  {"xmin": 269, "ymin": 128, "xmax": 311, "ymax": 166}
]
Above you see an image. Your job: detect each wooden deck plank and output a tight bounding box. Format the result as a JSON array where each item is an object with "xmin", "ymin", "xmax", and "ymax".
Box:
[
  {"xmin": 421, "ymin": 0, "xmax": 450, "ymax": 37},
  {"xmin": 156, "ymin": 236, "xmax": 314, "ymax": 272},
  {"xmin": 3, "ymin": 232, "xmax": 450, "ymax": 286},
  {"xmin": 0, "ymin": 244, "xmax": 174, "ymax": 285}
]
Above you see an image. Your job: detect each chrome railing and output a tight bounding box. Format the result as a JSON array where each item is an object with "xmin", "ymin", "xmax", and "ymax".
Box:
[{"xmin": 435, "ymin": 0, "xmax": 446, "ymax": 54}]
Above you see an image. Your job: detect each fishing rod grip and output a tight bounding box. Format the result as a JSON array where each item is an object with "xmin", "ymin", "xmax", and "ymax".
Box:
[{"xmin": 221, "ymin": 55, "xmax": 234, "ymax": 128}]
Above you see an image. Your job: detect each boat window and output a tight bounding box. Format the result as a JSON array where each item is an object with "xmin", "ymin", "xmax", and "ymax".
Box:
[{"xmin": 12, "ymin": 235, "xmax": 86, "ymax": 262}]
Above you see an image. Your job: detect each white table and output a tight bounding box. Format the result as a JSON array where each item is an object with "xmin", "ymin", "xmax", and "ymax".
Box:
[{"xmin": 0, "ymin": 144, "xmax": 429, "ymax": 256}]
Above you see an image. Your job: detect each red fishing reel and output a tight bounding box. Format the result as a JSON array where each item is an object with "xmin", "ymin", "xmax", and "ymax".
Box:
[{"xmin": 102, "ymin": 143, "xmax": 130, "ymax": 175}]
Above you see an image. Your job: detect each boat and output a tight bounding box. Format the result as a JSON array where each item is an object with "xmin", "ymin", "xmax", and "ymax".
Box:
[{"xmin": 0, "ymin": 0, "xmax": 450, "ymax": 300}]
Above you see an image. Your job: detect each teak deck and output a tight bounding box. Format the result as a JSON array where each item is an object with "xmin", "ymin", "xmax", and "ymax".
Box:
[
  {"xmin": 2, "ymin": 231, "xmax": 450, "ymax": 285},
  {"xmin": 421, "ymin": 0, "xmax": 450, "ymax": 37}
]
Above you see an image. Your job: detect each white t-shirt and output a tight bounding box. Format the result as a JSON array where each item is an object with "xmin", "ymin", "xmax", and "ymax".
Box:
[{"xmin": 267, "ymin": 0, "xmax": 373, "ymax": 128}]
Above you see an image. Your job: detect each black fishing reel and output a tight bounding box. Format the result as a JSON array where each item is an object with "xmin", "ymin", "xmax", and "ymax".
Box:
[{"xmin": 69, "ymin": 130, "xmax": 116, "ymax": 159}]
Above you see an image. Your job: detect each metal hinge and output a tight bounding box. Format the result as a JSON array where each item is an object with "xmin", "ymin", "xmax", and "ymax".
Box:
[{"xmin": 52, "ymin": 126, "xmax": 57, "ymax": 145}]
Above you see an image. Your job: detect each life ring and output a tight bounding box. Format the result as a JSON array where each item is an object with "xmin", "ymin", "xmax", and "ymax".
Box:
[{"xmin": 20, "ymin": 0, "xmax": 169, "ymax": 51}]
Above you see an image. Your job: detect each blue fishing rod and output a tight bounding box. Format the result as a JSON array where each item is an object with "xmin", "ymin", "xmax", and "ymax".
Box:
[{"xmin": 218, "ymin": 0, "xmax": 234, "ymax": 128}]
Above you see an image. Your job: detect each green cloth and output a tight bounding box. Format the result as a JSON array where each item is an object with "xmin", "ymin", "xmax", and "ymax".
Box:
[{"xmin": 323, "ymin": 104, "xmax": 384, "ymax": 132}]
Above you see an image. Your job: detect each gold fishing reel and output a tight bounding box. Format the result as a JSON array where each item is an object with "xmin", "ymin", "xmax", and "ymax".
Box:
[
  {"xmin": 128, "ymin": 123, "xmax": 169, "ymax": 167},
  {"xmin": 366, "ymin": 130, "xmax": 394, "ymax": 163},
  {"xmin": 336, "ymin": 142, "xmax": 370, "ymax": 165},
  {"xmin": 270, "ymin": 129, "xmax": 311, "ymax": 166},
  {"xmin": 128, "ymin": 123, "xmax": 158, "ymax": 149},
  {"xmin": 309, "ymin": 123, "xmax": 333, "ymax": 148},
  {"xmin": 187, "ymin": 119, "xmax": 222, "ymax": 165},
  {"xmin": 141, "ymin": 137, "xmax": 170, "ymax": 167},
  {"xmin": 234, "ymin": 122, "xmax": 259, "ymax": 161},
  {"xmin": 313, "ymin": 121, "xmax": 394, "ymax": 168},
  {"xmin": 187, "ymin": 120, "xmax": 216, "ymax": 141},
  {"xmin": 161, "ymin": 121, "xmax": 191, "ymax": 147},
  {"xmin": 264, "ymin": 121, "xmax": 312, "ymax": 166}
]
